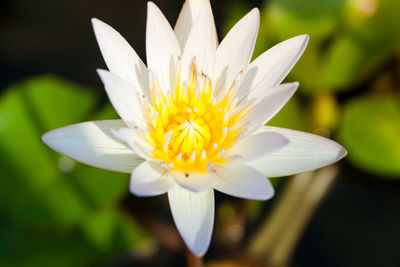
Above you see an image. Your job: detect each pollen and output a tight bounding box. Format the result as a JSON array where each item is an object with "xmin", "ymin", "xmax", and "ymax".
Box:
[{"xmin": 143, "ymin": 57, "xmax": 251, "ymax": 173}]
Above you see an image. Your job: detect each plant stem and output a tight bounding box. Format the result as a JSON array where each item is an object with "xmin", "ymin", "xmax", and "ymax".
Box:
[
  {"xmin": 185, "ymin": 245, "xmax": 204, "ymax": 267},
  {"xmin": 248, "ymin": 165, "xmax": 340, "ymax": 266}
]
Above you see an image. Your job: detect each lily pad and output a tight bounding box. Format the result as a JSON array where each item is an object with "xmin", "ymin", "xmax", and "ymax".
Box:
[{"xmin": 338, "ymin": 95, "xmax": 400, "ymax": 177}]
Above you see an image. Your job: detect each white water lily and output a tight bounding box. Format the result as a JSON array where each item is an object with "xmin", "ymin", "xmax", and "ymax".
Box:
[{"xmin": 42, "ymin": 0, "xmax": 346, "ymax": 256}]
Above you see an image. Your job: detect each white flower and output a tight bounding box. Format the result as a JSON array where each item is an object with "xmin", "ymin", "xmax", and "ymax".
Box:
[{"xmin": 42, "ymin": 0, "xmax": 346, "ymax": 256}]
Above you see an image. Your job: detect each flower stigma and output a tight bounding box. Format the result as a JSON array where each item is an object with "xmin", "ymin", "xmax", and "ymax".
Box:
[{"xmin": 142, "ymin": 57, "xmax": 252, "ymax": 174}]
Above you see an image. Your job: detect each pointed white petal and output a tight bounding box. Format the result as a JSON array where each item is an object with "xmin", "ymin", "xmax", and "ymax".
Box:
[
  {"xmin": 238, "ymin": 35, "xmax": 308, "ymax": 101},
  {"xmin": 130, "ymin": 161, "xmax": 176, "ymax": 196},
  {"xmin": 212, "ymin": 163, "xmax": 274, "ymax": 200},
  {"xmin": 227, "ymin": 132, "xmax": 289, "ymax": 162},
  {"xmin": 111, "ymin": 127, "xmax": 152, "ymax": 160},
  {"xmin": 97, "ymin": 69, "xmax": 147, "ymax": 128},
  {"xmin": 213, "ymin": 8, "xmax": 259, "ymax": 97},
  {"xmin": 41, "ymin": 120, "xmax": 142, "ymax": 173},
  {"xmin": 168, "ymin": 170, "xmax": 212, "ymax": 192},
  {"xmin": 92, "ymin": 18, "xmax": 148, "ymax": 96},
  {"xmin": 168, "ymin": 186, "xmax": 214, "ymax": 256},
  {"xmin": 175, "ymin": 0, "xmax": 217, "ymax": 49},
  {"xmin": 247, "ymin": 126, "xmax": 347, "ymax": 177},
  {"xmin": 181, "ymin": 3, "xmax": 217, "ymax": 82},
  {"xmin": 146, "ymin": 2, "xmax": 181, "ymax": 93},
  {"xmin": 240, "ymin": 82, "xmax": 298, "ymax": 127}
]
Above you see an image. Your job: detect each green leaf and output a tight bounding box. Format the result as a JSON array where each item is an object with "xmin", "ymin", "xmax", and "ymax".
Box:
[
  {"xmin": 0, "ymin": 76, "xmax": 97, "ymax": 226},
  {"xmin": 0, "ymin": 75, "xmax": 148, "ymax": 265},
  {"xmin": 266, "ymin": 0, "xmax": 346, "ymax": 40},
  {"xmin": 81, "ymin": 209, "xmax": 149, "ymax": 252},
  {"xmin": 338, "ymin": 95, "xmax": 400, "ymax": 177},
  {"xmin": 250, "ymin": 0, "xmax": 400, "ymax": 93},
  {"xmin": 319, "ymin": 0, "xmax": 400, "ymax": 90},
  {"xmin": 0, "ymin": 76, "xmax": 129, "ymax": 226}
]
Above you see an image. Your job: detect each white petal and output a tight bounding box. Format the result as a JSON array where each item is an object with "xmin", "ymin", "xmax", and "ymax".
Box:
[
  {"xmin": 111, "ymin": 127, "xmax": 152, "ymax": 160},
  {"xmin": 238, "ymin": 35, "xmax": 308, "ymax": 102},
  {"xmin": 247, "ymin": 126, "xmax": 347, "ymax": 177},
  {"xmin": 227, "ymin": 132, "xmax": 289, "ymax": 162},
  {"xmin": 181, "ymin": 2, "xmax": 217, "ymax": 81},
  {"xmin": 168, "ymin": 186, "xmax": 214, "ymax": 256},
  {"xmin": 174, "ymin": 0, "xmax": 217, "ymax": 49},
  {"xmin": 168, "ymin": 170, "xmax": 212, "ymax": 192},
  {"xmin": 146, "ymin": 2, "xmax": 181, "ymax": 93},
  {"xmin": 238, "ymin": 82, "xmax": 298, "ymax": 128},
  {"xmin": 41, "ymin": 120, "xmax": 142, "ymax": 173},
  {"xmin": 92, "ymin": 18, "xmax": 148, "ymax": 96},
  {"xmin": 97, "ymin": 69, "xmax": 147, "ymax": 128},
  {"xmin": 213, "ymin": 8, "xmax": 259, "ymax": 97},
  {"xmin": 212, "ymin": 163, "xmax": 274, "ymax": 200},
  {"xmin": 130, "ymin": 161, "xmax": 176, "ymax": 196}
]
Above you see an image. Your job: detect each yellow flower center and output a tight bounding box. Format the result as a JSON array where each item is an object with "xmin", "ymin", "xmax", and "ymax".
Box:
[{"xmin": 143, "ymin": 58, "xmax": 252, "ymax": 173}]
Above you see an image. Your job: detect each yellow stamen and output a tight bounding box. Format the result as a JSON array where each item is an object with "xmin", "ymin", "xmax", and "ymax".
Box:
[{"xmin": 145, "ymin": 57, "xmax": 251, "ymax": 173}]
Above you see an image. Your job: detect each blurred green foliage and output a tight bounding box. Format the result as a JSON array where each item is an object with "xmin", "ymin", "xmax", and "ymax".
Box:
[
  {"xmin": 262, "ymin": 0, "xmax": 400, "ymax": 93},
  {"xmin": 226, "ymin": 0, "xmax": 400, "ymax": 92},
  {"xmin": 225, "ymin": 0, "xmax": 400, "ymax": 178},
  {"xmin": 0, "ymin": 76, "xmax": 148, "ymax": 266}
]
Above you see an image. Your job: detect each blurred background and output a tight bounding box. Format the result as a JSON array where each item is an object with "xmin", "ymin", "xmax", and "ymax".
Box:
[{"xmin": 1, "ymin": 0, "xmax": 399, "ymax": 266}]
